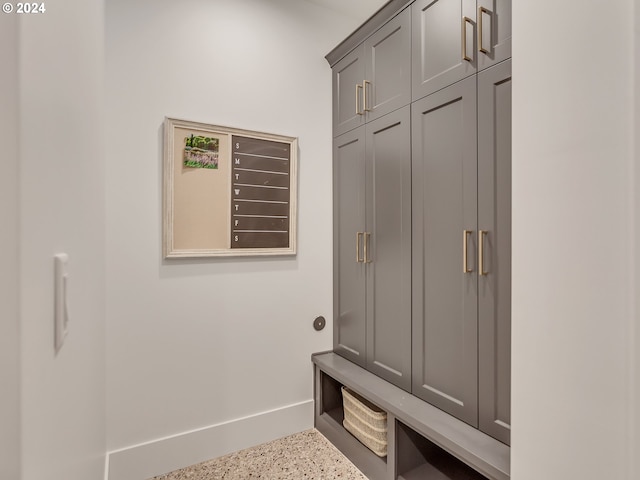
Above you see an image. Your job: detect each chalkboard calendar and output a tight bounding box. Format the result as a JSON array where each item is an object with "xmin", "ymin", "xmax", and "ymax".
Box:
[
  {"xmin": 163, "ymin": 118, "xmax": 297, "ymax": 258},
  {"xmin": 231, "ymin": 136, "xmax": 291, "ymax": 249}
]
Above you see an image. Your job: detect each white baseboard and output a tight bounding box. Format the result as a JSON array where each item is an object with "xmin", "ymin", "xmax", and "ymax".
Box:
[{"xmin": 106, "ymin": 399, "xmax": 314, "ymax": 480}]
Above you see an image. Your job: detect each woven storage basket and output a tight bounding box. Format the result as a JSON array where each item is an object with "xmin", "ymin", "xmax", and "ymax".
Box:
[{"xmin": 341, "ymin": 387, "xmax": 388, "ymax": 457}]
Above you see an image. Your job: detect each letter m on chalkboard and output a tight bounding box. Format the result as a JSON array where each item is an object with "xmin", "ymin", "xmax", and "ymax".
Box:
[{"xmin": 235, "ymin": 158, "xmax": 240, "ymax": 165}]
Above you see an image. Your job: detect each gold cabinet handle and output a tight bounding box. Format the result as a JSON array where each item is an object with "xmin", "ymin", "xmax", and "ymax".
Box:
[
  {"xmin": 478, "ymin": 6, "xmax": 490, "ymax": 54},
  {"xmin": 355, "ymin": 84, "xmax": 363, "ymax": 116},
  {"xmin": 364, "ymin": 232, "xmax": 372, "ymax": 263},
  {"xmin": 356, "ymin": 232, "xmax": 363, "ymax": 262},
  {"xmin": 479, "ymin": 230, "xmax": 488, "ymax": 275},
  {"xmin": 463, "ymin": 230, "xmax": 473, "ymax": 273},
  {"xmin": 363, "ymin": 80, "xmax": 372, "ymax": 112},
  {"xmin": 462, "ymin": 16, "xmax": 473, "ymax": 62}
]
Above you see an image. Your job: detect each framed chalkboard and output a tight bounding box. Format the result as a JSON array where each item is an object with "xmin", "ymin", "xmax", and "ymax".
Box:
[{"xmin": 163, "ymin": 117, "xmax": 298, "ymax": 258}]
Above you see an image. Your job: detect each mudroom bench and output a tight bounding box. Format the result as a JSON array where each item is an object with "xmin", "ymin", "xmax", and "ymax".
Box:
[{"xmin": 312, "ymin": 352, "xmax": 510, "ymax": 480}]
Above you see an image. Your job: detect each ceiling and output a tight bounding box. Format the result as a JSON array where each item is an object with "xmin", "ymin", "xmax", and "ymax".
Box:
[{"xmin": 304, "ymin": 0, "xmax": 389, "ymax": 23}]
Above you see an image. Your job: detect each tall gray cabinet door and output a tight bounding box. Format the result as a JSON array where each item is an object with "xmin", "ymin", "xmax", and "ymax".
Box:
[
  {"xmin": 478, "ymin": 59, "xmax": 511, "ymax": 445},
  {"xmin": 411, "ymin": 76, "xmax": 478, "ymax": 426},
  {"xmin": 412, "ymin": 0, "xmax": 477, "ymax": 101},
  {"xmin": 363, "ymin": 7, "xmax": 411, "ymax": 122},
  {"xmin": 333, "ymin": 128, "xmax": 367, "ymax": 367},
  {"xmin": 476, "ymin": 0, "xmax": 512, "ymax": 72},
  {"xmin": 333, "ymin": 45, "xmax": 365, "ymax": 137},
  {"xmin": 365, "ymin": 106, "xmax": 412, "ymax": 392}
]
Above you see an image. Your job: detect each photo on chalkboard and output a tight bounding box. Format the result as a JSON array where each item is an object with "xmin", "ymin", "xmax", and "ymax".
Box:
[
  {"xmin": 183, "ymin": 134, "xmax": 219, "ymax": 169},
  {"xmin": 163, "ymin": 117, "xmax": 298, "ymax": 258}
]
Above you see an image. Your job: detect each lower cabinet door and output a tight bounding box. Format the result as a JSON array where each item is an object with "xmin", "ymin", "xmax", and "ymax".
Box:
[
  {"xmin": 411, "ymin": 76, "xmax": 479, "ymax": 427},
  {"xmin": 478, "ymin": 59, "xmax": 512, "ymax": 445},
  {"xmin": 365, "ymin": 106, "xmax": 412, "ymax": 392},
  {"xmin": 333, "ymin": 127, "xmax": 367, "ymax": 367}
]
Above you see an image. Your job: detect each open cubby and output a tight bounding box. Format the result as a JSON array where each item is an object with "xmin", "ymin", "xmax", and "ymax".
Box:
[
  {"xmin": 396, "ymin": 421, "xmax": 488, "ymax": 480},
  {"xmin": 315, "ymin": 368, "xmax": 388, "ymax": 480},
  {"xmin": 320, "ymin": 369, "xmax": 344, "ymax": 425}
]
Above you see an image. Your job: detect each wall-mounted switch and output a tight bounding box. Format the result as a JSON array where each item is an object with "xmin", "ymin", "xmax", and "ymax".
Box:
[{"xmin": 54, "ymin": 253, "xmax": 69, "ymax": 353}]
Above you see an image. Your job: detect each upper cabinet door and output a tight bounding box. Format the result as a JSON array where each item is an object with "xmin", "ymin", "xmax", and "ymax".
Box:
[
  {"xmin": 412, "ymin": 0, "xmax": 477, "ymax": 101},
  {"xmin": 333, "ymin": 45, "xmax": 366, "ymax": 137},
  {"xmin": 477, "ymin": 0, "xmax": 512, "ymax": 71},
  {"xmin": 363, "ymin": 8, "xmax": 412, "ymax": 122}
]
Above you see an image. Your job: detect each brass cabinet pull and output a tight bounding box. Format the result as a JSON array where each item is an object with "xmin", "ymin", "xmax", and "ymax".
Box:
[
  {"xmin": 355, "ymin": 232, "xmax": 372, "ymax": 263},
  {"xmin": 478, "ymin": 6, "xmax": 490, "ymax": 54},
  {"xmin": 364, "ymin": 232, "xmax": 372, "ymax": 263},
  {"xmin": 462, "ymin": 16, "xmax": 473, "ymax": 62},
  {"xmin": 363, "ymin": 80, "xmax": 372, "ymax": 112},
  {"xmin": 356, "ymin": 84, "xmax": 363, "ymax": 115},
  {"xmin": 463, "ymin": 230, "xmax": 473, "ymax": 273},
  {"xmin": 479, "ymin": 230, "xmax": 488, "ymax": 275}
]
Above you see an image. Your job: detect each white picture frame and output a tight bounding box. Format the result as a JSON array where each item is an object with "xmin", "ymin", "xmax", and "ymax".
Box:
[{"xmin": 163, "ymin": 117, "xmax": 298, "ymax": 258}]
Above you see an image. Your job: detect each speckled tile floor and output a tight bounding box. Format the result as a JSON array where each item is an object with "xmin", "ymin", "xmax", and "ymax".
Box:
[{"xmin": 149, "ymin": 428, "xmax": 368, "ymax": 480}]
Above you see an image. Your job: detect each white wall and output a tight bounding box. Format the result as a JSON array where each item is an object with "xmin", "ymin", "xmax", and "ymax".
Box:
[
  {"xmin": 16, "ymin": 1, "xmax": 107, "ymax": 479},
  {"xmin": 105, "ymin": 0, "xmax": 372, "ymax": 477},
  {"xmin": 634, "ymin": 3, "xmax": 640, "ymax": 476},
  {"xmin": 0, "ymin": 13, "xmax": 21, "ymax": 480},
  {"xmin": 512, "ymin": 1, "xmax": 637, "ymax": 479},
  {"xmin": 635, "ymin": 3, "xmax": 640, "ymax": 474}
]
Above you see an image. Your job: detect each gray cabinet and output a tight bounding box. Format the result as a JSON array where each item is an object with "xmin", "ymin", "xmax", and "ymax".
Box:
[
  {"xmin": 478, "ymin": 59, "xmax": 512, "ymax": 445},
  {"xmin": 412, "ymin": 0, "xmax": 477, "ymax": 100},
  {"xmin": 333, "ymin": 127, "xmax": 366, "ymax": 367},
  {"xmin": 365, "ymin": 106, "xmax": 412, "ymax": 391},
  {"xmin": 411, "ymin": 0, "xmax": 512, "ymax": 101},
  {"xmin": 411, "ymin": 75, "xmax": 479, "ymax": 426},
  {"xmin": 328, "ymin": 0, "xmax": 512, "ymax": 467},
  {"xmin": 332, "ymin": 45, "xmax": 366, "ymax": 138},
  {"xmin": 333, "ymin": 8, "xmax": 411, "ymax": 137},
  {"xmin": 411, "ymin": 61, "xmax": 512, "ymax": 441},
  {"xmin": 334, "ymin": 106, "xmax": 412, "ymax": 391}
]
